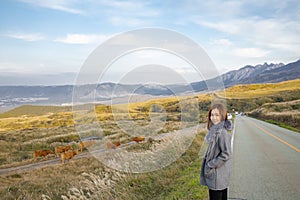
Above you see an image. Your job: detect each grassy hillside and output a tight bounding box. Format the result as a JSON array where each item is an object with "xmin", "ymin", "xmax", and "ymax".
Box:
[
  {"xmin": 0, "ymin": 79, "xmax": 299, "ymax": 199},
  {"xmin": 249, "ymin": 99, "xmax": 300, "ymax": 132},
  {"xmin": 0, "ymin": 79, "xmax": 298, "ymax": 133},
  {"xmin": 220, "ymin": 78, "xmax": 300, "ymax": 99},
  {"xmin": 0, "ymin": 105, "xmax": 72, "ymax": 118}
]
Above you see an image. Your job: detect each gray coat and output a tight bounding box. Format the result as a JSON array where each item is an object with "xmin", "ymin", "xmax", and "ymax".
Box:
[{"xmin": 200, "ymin": 121, "xmax": 232, "ymax": 190}]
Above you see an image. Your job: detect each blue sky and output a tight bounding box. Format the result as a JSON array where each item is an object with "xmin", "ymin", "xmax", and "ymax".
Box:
[{"xmin": 0, "ymin": 0, "xmax": 300, "ymax": 85}]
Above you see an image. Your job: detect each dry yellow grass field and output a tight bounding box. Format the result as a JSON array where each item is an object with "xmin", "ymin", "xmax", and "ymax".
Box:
[
  {"xmin": 219, "ymin": 79, "xmax": 300, "ymax": 99},
  {"xmin": 0, "ymin": 79, "xmax": 299, "ymax": 199}
]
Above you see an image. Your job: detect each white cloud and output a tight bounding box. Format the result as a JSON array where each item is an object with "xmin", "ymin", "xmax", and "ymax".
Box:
[
  {"xmin": 92, "ymin": 0, "xmax": 159, "ymax": 27},
  {"xmin": 95, "ymin": 0, "xmax": 158, "ymax": 15},
  {"xmin": 233, "ymin": 48, "xmax": 269, "ymax": 58},
  {"xmin": 0, "ymin": 62, "xmax": 37, "ymax": 73},
  {"xmin": 188, "ymin": 0, "xmax": 300, "ymax": 58},
  {"xmin": 183, "ymin": 1, "xmax": 244, "ymax": 19},
  {"xmin": 196, "ymin": 17, "xmax": 300, "ymax": 53},
  {"xmin": 4, "ymin": 32, "xmax": 44, "ymax": 41},
  {"xmin": 19, "ymin": 0, "xmax": 83, "ymax": 14},
  {"xmin": 110, "ymin": 16, "xmax": 145, "ymax": 27},
  {"xmin": 211, "ymin": 38, "xmax": 233, "ymax": 46},
  {"xmin": 54, "ymin": 34, "xmax": 109, "ymax": 44},
  {"xmin": 195, "ymin": 19, "xmax": 239, "ymax": 34},
  {"xmin": 98, "ymin": 0, "xmax": 145, "ymax": 10}
]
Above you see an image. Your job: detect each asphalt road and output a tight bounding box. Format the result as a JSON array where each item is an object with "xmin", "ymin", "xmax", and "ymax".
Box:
[{"xmin": 229, "ymin": 116, "xmax": 300, "ymax": 200}]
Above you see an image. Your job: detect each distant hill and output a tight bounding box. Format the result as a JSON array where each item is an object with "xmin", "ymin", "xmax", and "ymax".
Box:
[
  {"xmin": 191, "ymin": 59, "xmax": 300, "ymax": 91},
  {"xmin": 1, "ymin": 79, "xmax": 299, "ymax": 120},
  {"xmin": 0, "ymin": 59, "xmax": 299, "ymax": 111},
  {"xmin": 241, "ymin": 60, "xmax": 300, "ymax": 84},
  {"xmin": 221, "ymin": 59, "xmax": 300, "ymax": 85},
  {"xmin": 221, "ymin": 62, "xmax": 284, "ymax": 86}
]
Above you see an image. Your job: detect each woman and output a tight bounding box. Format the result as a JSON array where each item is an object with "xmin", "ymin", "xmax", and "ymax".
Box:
[{"xmin": 200, "ymin": 103, "xmax": 232, "ymax": 200}]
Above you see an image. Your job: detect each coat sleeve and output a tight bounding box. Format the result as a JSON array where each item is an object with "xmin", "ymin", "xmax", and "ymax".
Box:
[{"xmin": 207, "ymin": 131, "xmax": 232, "ymax": 169}]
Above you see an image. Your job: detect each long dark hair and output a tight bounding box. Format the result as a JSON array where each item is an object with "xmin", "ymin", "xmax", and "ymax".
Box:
[{"xmin": 207, "ymin": 103, "xmax": 228, "ymax": 130}]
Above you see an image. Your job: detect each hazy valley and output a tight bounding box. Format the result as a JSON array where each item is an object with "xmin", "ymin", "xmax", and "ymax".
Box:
[{"xmin": 1, "ymin": 59, "xmax": 299, "ymax": 113}]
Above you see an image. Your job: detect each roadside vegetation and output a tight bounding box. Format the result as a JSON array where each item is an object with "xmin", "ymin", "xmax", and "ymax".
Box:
[
  {"xmin": 218, "ymin": 79, "xmax": 300, "ymax": 132},
  {"xmin": 249, "ymin": 99, "xmax": 300, "ymax": 132}
]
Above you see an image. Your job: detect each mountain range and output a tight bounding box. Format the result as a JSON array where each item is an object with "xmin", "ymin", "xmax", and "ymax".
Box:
[{"xmin": 0, "ymin": 59, "xmax": 299, "ymax": 112}]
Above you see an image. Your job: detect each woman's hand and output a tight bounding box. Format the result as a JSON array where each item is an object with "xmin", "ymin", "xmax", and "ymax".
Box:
[{"xmin": 204, "ymin": 164, "xmax": 214, "ymax": 178}]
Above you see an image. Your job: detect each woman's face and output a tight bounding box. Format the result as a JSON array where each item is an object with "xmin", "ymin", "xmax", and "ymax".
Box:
[{"xmin": 210, "ymin": 108, "xmax": 222, "ymax": 125}]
